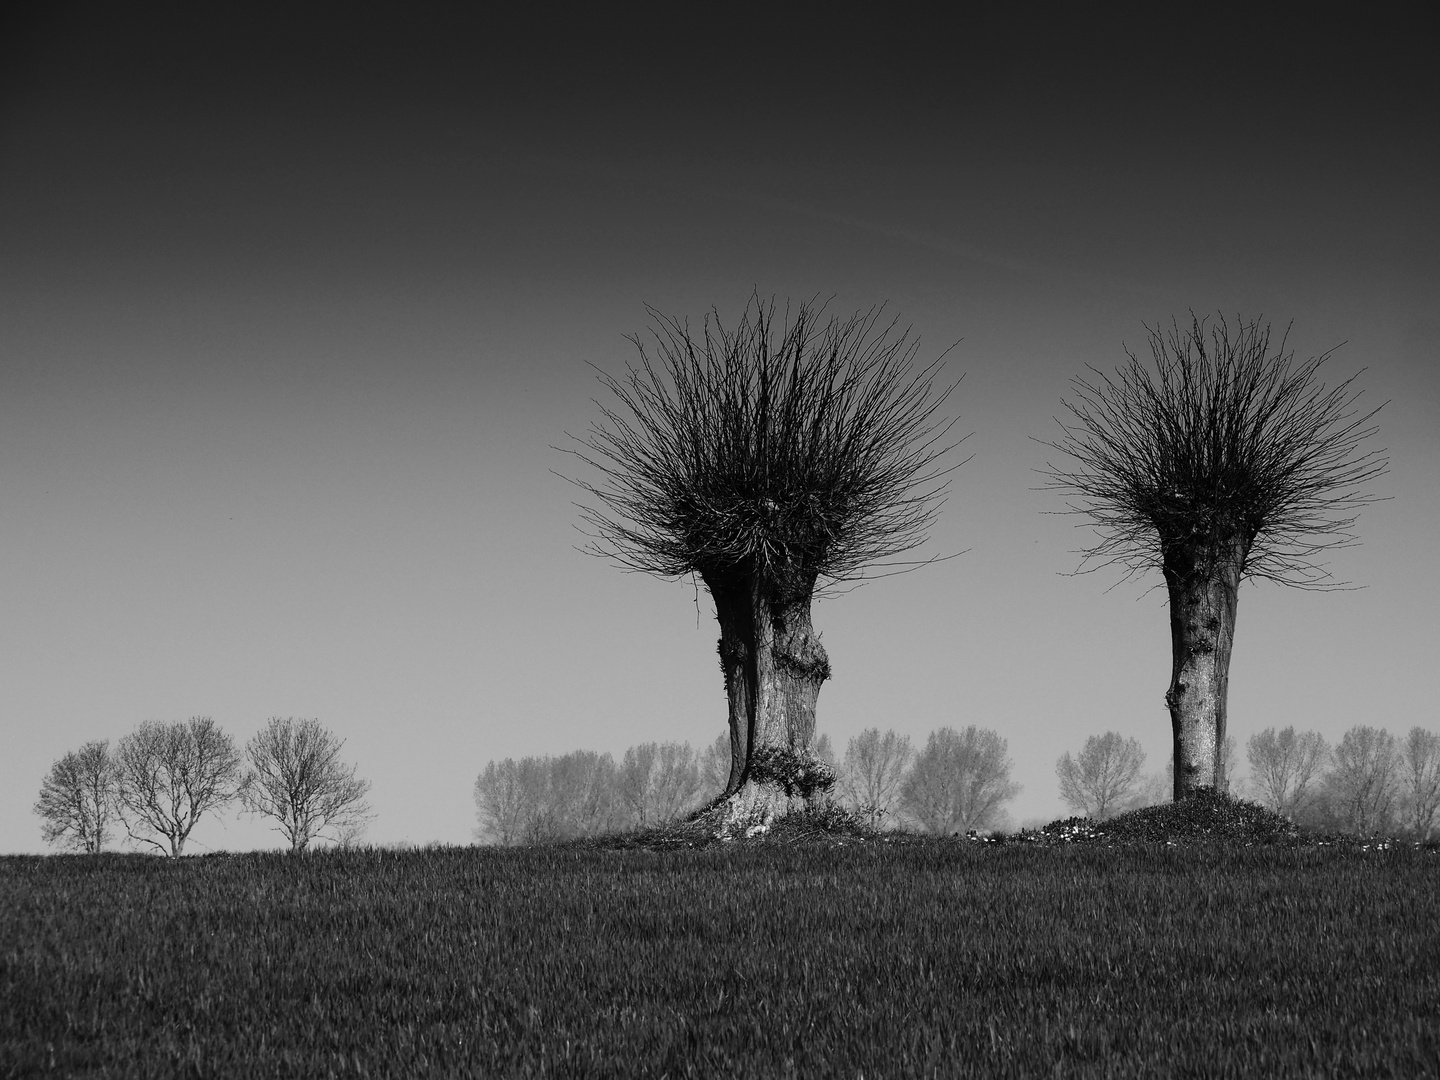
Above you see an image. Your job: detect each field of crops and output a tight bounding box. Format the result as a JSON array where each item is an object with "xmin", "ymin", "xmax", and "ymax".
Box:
[{"xmin": 3, "ymin": 838, "xmax": 1438, "ymax": 1078}]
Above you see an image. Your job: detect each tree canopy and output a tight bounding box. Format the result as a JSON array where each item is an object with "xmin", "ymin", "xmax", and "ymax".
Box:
[
  {"xmin": 1043, "ymin": 314, "xmax": 1386, "ymax": 588},
  {"xmin": 564, "ymin": 295, "xmax": 964, "ymax": 592}
]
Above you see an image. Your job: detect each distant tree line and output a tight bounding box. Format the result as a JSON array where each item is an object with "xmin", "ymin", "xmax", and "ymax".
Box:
[
  {"xmin": 1243, "ymin": 724, "xmax": 1440, "ymax": 839},
  {"xmin": 1055, "ymin": 724, "xmax": 1440, "ymax": 840},
  {"xmin": 473, "ymin": 741, "xmax": 718, "ymax": 846},
  {"xmin": 34, "ymin": 717, "xmax": 373, "ymax": 856},
  {"xmin": 473, "ymin": 725, "xmax": 1022, "ymax": 844}
]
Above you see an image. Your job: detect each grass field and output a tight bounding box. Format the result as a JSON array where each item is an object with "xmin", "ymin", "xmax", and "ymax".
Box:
[{"xmin": 3, "ymin": 828, "xmax": 1439, "ymax": 1078}]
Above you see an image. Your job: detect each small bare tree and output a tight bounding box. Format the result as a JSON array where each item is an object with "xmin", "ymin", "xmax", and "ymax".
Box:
[
  {"xmin": 900, "ymin": 726, "xmax": 1020, "ymax": 834},
  {"xmin": 1396, "ymin": 727, "xmax": 1440, "ymax": 841},
  {"xmin": 241, "ymin": 717, "xmax": 373, "ymax": 853},
  {"xmin": 34, "ymin": 740, "xmax": 117, "ymax": 853},
  {"xmin": 1324, "ymin": 725, "xmax": 1399, "ymax": 836},
  {"xmin": 565, "ymin": 296, "xmax": 963, "ymax": 824},
  {"xmin": 1245, "ymin": 726, "xmax": 1329, "ymax": 819},
  {"xmin": 334, "ymin": 819, "xmax": 370, "ymax": 850},
  {"xmin": 1129, "ymin": 766, "xmax": 1172, "ymax": 810},
  {"xmin": 838, "ymin": 728, "xmax": 914, "ymax": 828},
  {"xmin": 617, "ymin": 742, "xmax": 704, "ymax": 828},
  {"xmin": 1056, "ymin": 732, "xmax": 1147, "ymax": 820},
  {"xmin": 1044, "ymin": 315, "xmax": 1386, "ymax": 800},
  {"xmin": 114, "ymin": 717, "xmax": 244, "ymax": 857}
]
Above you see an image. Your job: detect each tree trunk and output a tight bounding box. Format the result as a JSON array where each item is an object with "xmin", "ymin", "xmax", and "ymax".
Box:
[
  {"xmin": 1163, "ymin": 535, "xmax": 1248, "ymax": 800},
  {"xmin": 706, "ymin": 570, "xmax": 832, "ymax": 828}
]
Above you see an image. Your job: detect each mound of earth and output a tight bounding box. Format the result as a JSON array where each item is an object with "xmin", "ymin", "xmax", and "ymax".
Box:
[
  {"xmin": 574, "ymin": 800, "xmax": 878, "ymax": 851},
  {"xmin": 1033, "ymin": 788, "xmax": 1301, "ymax": 845},
  {"xmin": 570, "ymin": 790, "xmax": 1320, "ymax": 851}
]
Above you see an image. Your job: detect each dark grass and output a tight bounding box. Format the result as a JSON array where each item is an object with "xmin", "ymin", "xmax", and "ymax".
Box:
[{"xmin": 4, "ymin": 805, "xmax": 1439, "ymax": 1078}]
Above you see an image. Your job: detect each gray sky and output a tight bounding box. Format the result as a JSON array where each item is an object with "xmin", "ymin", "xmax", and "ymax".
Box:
[{"xmin": 2, "ymin": 9, "xmax": 1435, "ymax": 851}]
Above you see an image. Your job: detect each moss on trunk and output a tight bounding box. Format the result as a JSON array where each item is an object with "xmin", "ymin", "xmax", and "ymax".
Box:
[
  {"xmin": 706, "ymin": 570, "xmax": 833, "ymax": 824},
  {"xmin": 1163, "ymin": 534, "xmax": 1248, "ymax": 800}
]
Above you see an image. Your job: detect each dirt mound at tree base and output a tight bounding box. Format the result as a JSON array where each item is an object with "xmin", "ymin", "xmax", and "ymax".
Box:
[
  {"xmin": 1031, "ymin": 788, "xmax": 1302, "ymax": 845},
  {"xmin": 573, "ymin": 800, "xmax": 879, "ymax": 851},
  {"xmin": 565, "ymin": 790, "xmax": 1351, "ymax": 851}
]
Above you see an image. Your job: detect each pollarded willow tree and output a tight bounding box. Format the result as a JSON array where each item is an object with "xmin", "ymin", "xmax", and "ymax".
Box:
[
  {"xmin": 566, "ymin": 296, "xmax": 962, "ymax": 825},
  {"xmin": 1044, "ymin": 315, "xmax": 1386, "ymax": 801}
]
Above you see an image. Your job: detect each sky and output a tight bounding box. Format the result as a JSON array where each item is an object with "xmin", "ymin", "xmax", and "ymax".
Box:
[{"xmin": 2, "ymin": 8, "xmax": 1436, "ymax": 852}]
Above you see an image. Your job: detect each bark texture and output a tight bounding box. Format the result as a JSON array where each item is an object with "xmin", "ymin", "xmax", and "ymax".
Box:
[
  {"xmin": 707, "ymin": 570, "xmax": 832, "ymax": 825},
  {"xmin": 1163, "ymin": 535, "xmax": 1248, "ymax": 799}
]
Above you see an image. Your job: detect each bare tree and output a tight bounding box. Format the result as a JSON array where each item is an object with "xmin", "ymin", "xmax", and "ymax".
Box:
[
  {"xmin": 1129, "ymin": 767, "xmax": 1172, "ymax": 810},
  {"xmin": 564, "ymin": 296, "xmax": 963, "ymax": 823},
  {"xmin": 698, "ymin": 732, "xmax": 731, "ymax": 799},
  {"xmin": 813, "ymin": 732, "xmax": 836, "ymax": 766},
  {"xmin": 241, "ymin": 717, "xmax": 373, "ymax": 853},
  {"xmin": 476, "ymin": 751, "xmax": 625, "ymax": 845},
  {"xmin": 114, "ymin": 717, "xmax": 244, "ymax": 857},
  {"xmin": 900, "ymin": 726, "xmax": 1020, "ymax": 834},
  {"xmin": 617, "ymin": 742, "xmax": 704, "ymax": 828},
  {"xmin": 1043, "ymin": 315, "xmax": 1386, "ymax": 800},
  {"xmin": 474, "ymin": 757, "xmax": 546, "ymax": 846},
  {"xmin": 617, "ymin": 742, "xmax": 661, "ymax": 827},
  {"xmin": 838, "ymin": 728, "xmax": 914, "ymax": 828},
  {"xmin": 1245, "ymin": 726, "xmax": 1329, "ymax": 819},
  {"xmin": 1324, "ymin": 725, "xmax": 1399, "ymax": 836},
  {"xmin": 1056, "ymin": 732, "xmax": 1147, "ymax": 820},
  {"xmin": 545, "ymin": 750, "xmax": 623, "ymax": 840},
  {"xmin": 34, "ymin": 740, "xmax": 117, "ymax": 853},
  {"xmin": 654, "ymin": 741, "xmax": 707, "ymax": 821},
  {"xmin": 334, "ymin": 818, "xmax": 370, "ymax": 850},
  {"xmin": 1396, "ymin": 727, "xmax": 1440, "ymax": 841},
  {"xmin": 1217, "ymin": 734, "xmax": 1238, "ymax": 792}
]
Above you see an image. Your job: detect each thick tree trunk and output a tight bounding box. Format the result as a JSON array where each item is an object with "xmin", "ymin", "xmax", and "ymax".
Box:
[
  {"xmin": 711, "ymin": 577, "xmax": 756, "ymax": 795},
  {"xmin": 1163, "ymin": 535, "xmax": 1248, "ymax": 801},
  {"xmin": 706, "ymin": 570, "xmax": 832, "ymax": 828}
]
